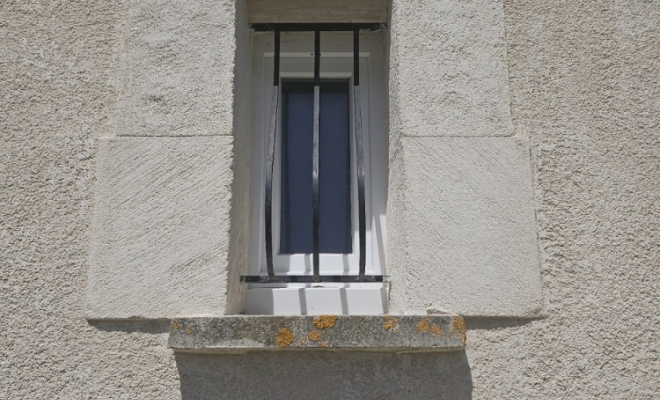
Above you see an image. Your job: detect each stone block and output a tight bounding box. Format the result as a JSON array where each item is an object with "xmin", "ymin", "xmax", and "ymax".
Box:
[
  {"xmin": 169, "ymin": 315, "xmax": 465, "ymax": 352},
  {"xmin": 388, "ymin": 137, "xmax": 543, "ymax": 316},
  {"xmin": 247, "ymin": 0, "xmax": 388, "ymax": 23},
  {"xmin": 87, "ymin": 136, "xmax": 234, "ymax": 319},
  {"xmin": 117, "ymin": 0, "xmax": 236, "ymax": 136},
  {"xmin": 390, "ymin": 0, "xmax": 513, "ymax": 137}
]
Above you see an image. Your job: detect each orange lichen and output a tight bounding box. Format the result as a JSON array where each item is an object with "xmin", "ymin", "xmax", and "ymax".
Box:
[
  {"xmin": 430, "ymin": 325, "xmax": 443, "ymax": 337},
  {"xmin": 184, "ymin": 327, "xmax": 194, "ymax": 335},
  {"xmin": 308, "ymin": 331, "xmax": 322, "ymax": 342},
  {"xmin": 171, "ymin": 322, "xmax": 181, "ymax": 330},
  {"xmin": 383, "ymin": 315, "xmax": 398, "ymax": 332},
  {"xmin": 451, "ymin": 316, "xmax": 467, "ymax": 343},
  {"xmin": 416, "ymin": 318, "xmax": 430, "ymax": 332},
  {"xmin": 276, "ymin": 328, "xmax": 294, "ymax": 347},
  {"xmin": 312, "ymin": 315, "xmax": 338, "ymax": 329},
  {"xmin": 319, "ymin": 342, "xmax": 329, "ymax": 348}
]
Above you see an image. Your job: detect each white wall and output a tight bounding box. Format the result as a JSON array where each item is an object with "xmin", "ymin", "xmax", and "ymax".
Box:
[{"xmin": 2, "ymin": 0, "xmax": 659, "ymax": 398}]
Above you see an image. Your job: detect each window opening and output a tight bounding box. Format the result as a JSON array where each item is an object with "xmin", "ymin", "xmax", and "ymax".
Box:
[{"xmin": 242, "ymin": 23, "xmax": 386, "ymax": 284}]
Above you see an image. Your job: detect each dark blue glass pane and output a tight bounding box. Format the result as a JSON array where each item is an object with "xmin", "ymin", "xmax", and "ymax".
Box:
[
  {"xmin": 280, "ymin": 82, "xmax": 314, "ymax": 254},
  {"xmin": 280, "ymin": 81, "xmax": 352, "ymax": 254},
  {"xmin": 319, "ymin": 83, "xmax": 352, "ymax": 253}
]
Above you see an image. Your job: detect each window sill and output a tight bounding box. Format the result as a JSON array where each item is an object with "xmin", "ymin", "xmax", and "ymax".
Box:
[
  {"xmin": 168, "ymin": 315, "xmax": 466, "ymax": 353},
  {"xmin": 244, "ymin": 284, "xmax": 388, "ymax": 315}
]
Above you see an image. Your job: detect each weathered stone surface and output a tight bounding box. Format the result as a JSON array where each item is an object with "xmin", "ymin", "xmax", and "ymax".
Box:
[
  {"xmin": 169, "ymin": 315, "xmax": 465, "ymax": 352},
  {"xmin": 388, "ymin": 137, "xmax": 542, "ymax": 317},
  {"xmin": 87, "ymin": 136, "xmax": 233, "ymax": 319},
  {"xmin": 116, "ymin": 0, "xmax": 237, "ymax": 136},
  {"xmin": 389, "ymin": 0, "xmax": 513, "ymax": 137},
  {"xmin": 247, "ymin": 0, "xmax": 388, "ymax": 23}
]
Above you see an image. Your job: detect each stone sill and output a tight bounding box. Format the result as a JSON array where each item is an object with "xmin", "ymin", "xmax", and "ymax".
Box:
[{"xmin": 168, "ymin": 315, "xmax": 466, "ymax": 353}]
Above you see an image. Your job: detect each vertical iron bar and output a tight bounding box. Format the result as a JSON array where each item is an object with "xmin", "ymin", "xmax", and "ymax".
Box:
[
  {"xmin": 312, "ymin": 30, "xmax": 321, "ymax": 282},
  {"xmin": 353, "ymin": 28, "xmax": 367, "ymax": 282},
  {"xmin": 353, "ymin": 29, "xmax": 360, "ymax": 86},
  {"xmin": 265, "ymin": 29, "xmax": 281, "ymax": 282}
]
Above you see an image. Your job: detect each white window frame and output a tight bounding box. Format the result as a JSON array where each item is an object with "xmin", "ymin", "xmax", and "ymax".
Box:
[{"xmin": 247, "ymin": 32, "xmax": 388, "ymax": 314}]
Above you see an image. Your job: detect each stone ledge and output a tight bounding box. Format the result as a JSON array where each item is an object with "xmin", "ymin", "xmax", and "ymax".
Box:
[{"xmin": 168, "ymin": 315, "xmax": 466, "ymax": 353}]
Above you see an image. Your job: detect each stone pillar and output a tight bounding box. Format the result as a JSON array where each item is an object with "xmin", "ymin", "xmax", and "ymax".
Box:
[
  {"xmin": 87, "ymin": 0, "xmax": 243, "ymax": 319},
  {"xmin": 387, "ymin": 0, "xmax": 543, "ymax": 316}
]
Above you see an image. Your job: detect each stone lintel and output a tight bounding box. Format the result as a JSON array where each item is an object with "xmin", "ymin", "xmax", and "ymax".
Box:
[
  {"xmin": 247, "ymin": 0, "xmax": 388, "ymax": 24},
  {"xmin": 168, "ymin": 315, "xmax": 466, "ymax": 353}
]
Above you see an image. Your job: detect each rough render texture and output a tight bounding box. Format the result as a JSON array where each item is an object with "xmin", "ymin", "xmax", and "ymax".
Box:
[
  {"xmin": 87, "ymin": 137, "xmax": 233, "ymax": 319},
  {"xmin": 1, "ymin": 0, "xmax": 660, "ymax": 399},
  {"xmin": 0, "ymin": 1, "xmax": 181, "ymax": 398},
  {"xmin": 387, "ymin": 137, "xmax": 543, "ymax": 317}
]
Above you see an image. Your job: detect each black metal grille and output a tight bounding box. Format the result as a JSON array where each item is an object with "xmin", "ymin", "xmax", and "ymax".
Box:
[{"xmin": 242, "ymin": 23, "xmax": 387, "ymax": 284}]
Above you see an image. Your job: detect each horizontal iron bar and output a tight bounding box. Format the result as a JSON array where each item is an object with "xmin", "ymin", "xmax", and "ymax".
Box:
[
  {"xmin": 251, "ymin": 23, "xmax": 386, "ymax": 32},
  {"xmin": 241, "ymin": 275, "xmax": 389, "ymax": 283}
]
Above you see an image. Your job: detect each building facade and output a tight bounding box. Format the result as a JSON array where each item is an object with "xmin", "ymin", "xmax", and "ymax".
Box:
[{"xmin": 2, "ymin": 0, "xmax": 659, "ymax": 398}]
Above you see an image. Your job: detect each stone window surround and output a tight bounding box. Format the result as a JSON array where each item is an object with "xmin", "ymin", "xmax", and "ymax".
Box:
[{"xmin": 85, "ymin": 0, "xmax": 543, "ymax": 353}]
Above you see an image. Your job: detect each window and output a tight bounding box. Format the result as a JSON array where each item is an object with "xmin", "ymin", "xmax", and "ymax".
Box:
[
  {"xmin": 280, "ymin": 80, "xmax": 352, "ymax": 255},
  {"xmin": 244, "ymin": 25, "xmax": 388, "ymax": 315}
]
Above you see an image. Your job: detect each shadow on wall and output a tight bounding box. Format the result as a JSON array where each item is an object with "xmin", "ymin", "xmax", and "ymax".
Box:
[{"xmin": 176, "ymin": 350, "xmax": 472, "ymax": 399}]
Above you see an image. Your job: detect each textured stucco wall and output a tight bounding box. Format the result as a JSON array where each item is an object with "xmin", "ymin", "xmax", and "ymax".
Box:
[
  {"xmin": 0, "ymin": 1, "xmax": 181, "ymax": 398},
  {"xmin": 2, "ymin": 1, "xmax": 659, "ymax": 399},
  {"xmin": 466, "ymin": 0, "xmax": 660, "ymax": 397}
]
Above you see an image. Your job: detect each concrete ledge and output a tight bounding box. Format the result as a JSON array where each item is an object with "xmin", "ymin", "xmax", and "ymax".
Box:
[{"xmin": 168, "ymin": 315, "xmax": 466, "ymax": 353}]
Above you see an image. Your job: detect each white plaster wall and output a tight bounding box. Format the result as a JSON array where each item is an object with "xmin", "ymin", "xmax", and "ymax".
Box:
[
  {"xmin": 2, "ymin": 0, "xmax": 659, "ymax": 399},
  {"xmin": 0, "ymin": 2, "xmax": 181, "ymax": 398}
]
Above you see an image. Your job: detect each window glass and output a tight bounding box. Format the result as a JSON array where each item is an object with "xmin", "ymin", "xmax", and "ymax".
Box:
[{"xmin": 280, "ymin": 80, "xmax": 352, "ymax": 254}]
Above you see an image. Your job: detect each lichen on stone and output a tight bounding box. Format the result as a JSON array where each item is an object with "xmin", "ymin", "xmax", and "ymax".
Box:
[
  {"xmin": 307, "ymin": 331, "xmax": 322, "ymax": 342},
  {"xmin": 450, "ymin": 316, "xmax": 466, "ymax": 343},
  {"xmin": 276, "ymin": 328, "xmax": 294, "ymax": 347},
  {"xmin": 383, "ymin": 316, "xmax": 399, "ymax": 333},
  {"xmin": 312, "ymin": 315, "xmax": 337, "ymax": 329},
  {"xmin": 416, "ymin": 317, "xmax": 430, "ymax": 332},
  {"xmin": 430, "ymin": 325, "xmax": 443, "ymax": 337}
]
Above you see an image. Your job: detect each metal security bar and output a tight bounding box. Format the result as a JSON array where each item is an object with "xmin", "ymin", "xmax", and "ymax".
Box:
[
  {"xmin": 312, "ymin": 29, "xmax": 322, "ymax": 282},
  {"xmin": 242, "ymin": 23, "xmax": 386, "ymax": 284}
]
